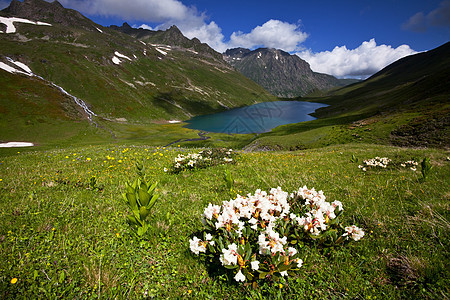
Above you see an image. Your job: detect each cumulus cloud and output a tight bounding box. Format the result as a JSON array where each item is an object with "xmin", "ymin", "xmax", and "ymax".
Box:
[
  {"xmin": 403, "ymin": 0, "xmax": 450, "ymax": 32},
  {"xmin": 229, "ymin": 19, "xmax": 308, "ymax": 52},
  {"xmin": 297, "ymin": 39, "xmax": 418, "ymax": 78}
]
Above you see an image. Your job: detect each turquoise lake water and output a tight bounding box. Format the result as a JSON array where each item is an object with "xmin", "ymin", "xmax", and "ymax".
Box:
[{"xmin": 184, "ymin": 101, "xmax": 328, "ymax": 134}]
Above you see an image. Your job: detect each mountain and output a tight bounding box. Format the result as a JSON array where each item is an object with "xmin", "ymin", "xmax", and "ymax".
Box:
[
  {"xmin": 244, "ymin": 42, "xmax": 450, "ymax": 150},
  {"xmin": 110, "ymin": 23, "xmax": 222, "ymax": 61},
  {"xmin": 224, "ymin": 47, "xmax": 353, "ymax": 98},
  {"xmin": 0, "ymin": 0, "xmax": 275, "ymax": 145}
]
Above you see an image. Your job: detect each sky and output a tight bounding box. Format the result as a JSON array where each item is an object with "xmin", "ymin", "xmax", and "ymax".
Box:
[{"xmin": 1, "ymin": 0, "xmax": 449, "ymax": 78}]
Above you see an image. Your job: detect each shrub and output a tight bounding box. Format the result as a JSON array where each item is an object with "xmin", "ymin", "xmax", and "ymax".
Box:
[{"xmin": 189, "ymin": 186, "xmax": 364, "ymax": 284}]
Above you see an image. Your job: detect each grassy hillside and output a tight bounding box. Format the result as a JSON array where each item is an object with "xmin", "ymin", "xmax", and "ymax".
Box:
[
  {"xmin": 0, "ymin": 143, "xmax": 448, "ymax": 298},
  {"xmin": 245, "ymin": 42, "xmax": 450, "ymax": 151}
]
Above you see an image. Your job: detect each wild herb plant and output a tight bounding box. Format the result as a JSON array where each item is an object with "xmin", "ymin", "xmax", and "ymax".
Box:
[
  {"xmin": 350, "ymin": 154, "xmax": 358, "ymax": 163},
  {"xmin": 420, "ymin": 157, "xmax": 433, "ymax": 182},
  {"xmin": 122, "ymin": 161, "xmax": 159, "ymax": 237},
  {"xmin": 223, "ymin": 169, "xmax": 234, "ymax": 192}
]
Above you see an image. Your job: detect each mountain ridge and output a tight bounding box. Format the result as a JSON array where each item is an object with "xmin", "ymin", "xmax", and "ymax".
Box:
[{"xmin": 223, "ymin": 47, "xmax": 355, "ymax": 97}]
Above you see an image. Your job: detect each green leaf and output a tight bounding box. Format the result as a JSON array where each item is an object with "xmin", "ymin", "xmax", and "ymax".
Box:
[
  {"xmin": 140, "ymin": 182, "xmax": 148, "ymax": 192},
  {"xmin": 147, "ymin": 194, "xmax": 159, "ymax": 210},
  {"xmin": 126, "ymin": 182, "xmax": 135, "ymax": 194},
  {"xmin": 59, "ymin": 271, "xmax": 65, "ymax": 283},
  {"xmin": 139, "ymin": 206, "xmax": 149, "ymax": 220},
  {"xmin": 126, "ymin": 192, "xmax": 138, "ymax": 209},
  {"xmin": 138, "ymin": 189, "xmax": 151, "ymax": 207},
  {"xmin": 148, "ymin": 181, "xmax": 158, "ymax": 193},
  {"xmin": 127, "ymin": 215, "xmax": 139, "ymax": 226},
  {"xmin": 224, "ymin": 264, "xmax": 238, "ymax": 270}
]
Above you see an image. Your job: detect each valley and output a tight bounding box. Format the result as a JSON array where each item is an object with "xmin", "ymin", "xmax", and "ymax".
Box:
[{"xmin": 0, "ymin": 1, "xmax": 448, "ymax": 299}]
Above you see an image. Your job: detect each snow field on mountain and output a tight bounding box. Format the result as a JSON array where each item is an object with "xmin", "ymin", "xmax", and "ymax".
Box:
[{"xmin": 0, "ymin": 16, "xmax": 51, "ymax": 34}]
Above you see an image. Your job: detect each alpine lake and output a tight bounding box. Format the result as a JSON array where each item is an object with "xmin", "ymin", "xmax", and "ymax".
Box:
[{"xmin": 184, "ymin": 101, "xmax": 328, "ymax": 134}]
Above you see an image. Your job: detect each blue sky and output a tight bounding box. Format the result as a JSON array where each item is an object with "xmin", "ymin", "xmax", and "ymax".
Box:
[{"xmin": 2, "ymin": 0, "xmax": 449, "ymax": 78}]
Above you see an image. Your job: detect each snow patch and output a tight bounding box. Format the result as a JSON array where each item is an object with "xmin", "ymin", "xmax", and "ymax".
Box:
[
  {"xmin": 95, "ymin": 27, "xmax": 103, "ymax": 33},
  {"xmin": 7, "ymin": 57, "xmax": 32, "ymax": 73},
  {"xmin": 114, "ymin": 51, "xmax": 132, "ymax": 61},
  {"xmin": 0, "ymin": 142, "xmax": 34, "ymax": 148},
  {"xmin": 168, "ymin": 120, "xmax": 181, "ymax": 123},
  {"xmin": 112, "ymin": 56, "xmax": 121, "ymax": 65},
  {"xmin": 155, "ymin": 48, "xmax": 167, "ymax": 55},
  {"xmin": 140, "ymin": 41, "xmax": 146, "ymax": 45},
  {"xmin": 0, "ymin": 16, "xmax": 51, "ymax": 34},
  {"xmin": 0, "ymin": 58, "xmax": 33, "ymax": 76}
]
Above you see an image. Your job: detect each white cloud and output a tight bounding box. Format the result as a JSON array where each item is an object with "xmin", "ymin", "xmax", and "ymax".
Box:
[
  {"xmin": 297, "ymin": 39, "xmax": 418, "ymax": 78},
  {"xmin": 229, "ymin": 19, "xmax": 308, "ymax": 52},
  {"xmin": 403, "ymin": 0, "xmax": 450, "ymax": 32},
  {"xmin": 138, "ymin": 24, "xmax": 154, "ymax": 31},
  {"xmin": 59, "ymin": 0, "xmax": 190, "ymax": 23}
]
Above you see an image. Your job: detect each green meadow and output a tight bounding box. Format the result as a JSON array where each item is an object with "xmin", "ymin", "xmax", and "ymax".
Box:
[{"xmin": 0, "ymin": 143, "xmax": 448, "ymax": 299}]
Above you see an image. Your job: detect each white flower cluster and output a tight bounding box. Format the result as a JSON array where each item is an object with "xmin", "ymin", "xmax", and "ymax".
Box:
[
  {"xmin": 401, "ymin": 160, "xmax": 418, "ymax": 171},
  {"xmin": 168, "ymin": 149, "xmax": 234, "ymax": 173},
  {"xmin": 203, "ymin": 187, "xmax": 290, "ymax": 236},
  {"xmin": 189, "ymin": 233, "xmax": 214, "ymax": 255},
  {"xmin": 343, "ymin": 225, "xmax": 365, "ymax": 241},
  {"xmin": 358, "ymin": 157, "xmax": 391, "ymax": 171},
  {"xmin": 290, "ymin": 186, "xmax": 344, "ymax": 236},
  {"xmin": 190, "ymin": 186, "xmax": 363, "ymax": 283},
  {"xmin": 174, "ymin": 151, "xmax": 211, "ymax": 170}
]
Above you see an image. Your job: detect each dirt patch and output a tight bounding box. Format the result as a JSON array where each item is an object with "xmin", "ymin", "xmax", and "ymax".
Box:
[{"xmin": 390, "ymin": 111, "xmax": 450, "ymax": 149}]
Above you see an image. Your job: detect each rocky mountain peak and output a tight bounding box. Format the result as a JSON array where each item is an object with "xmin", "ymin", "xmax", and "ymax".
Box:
[
  {"xmin": 224, "ymin": 47, "xmax": 343, "ymax": 97},
  {"xmin": 1, "ymin": 0, "xmax": 95, "ymax": 30},
  {"xmin": 109, "ymin": 23, "xmax": 223, "ymax": 61}
]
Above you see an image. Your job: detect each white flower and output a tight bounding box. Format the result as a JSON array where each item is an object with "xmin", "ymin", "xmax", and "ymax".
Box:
[
  {"xmin": 332, "ymin": 200, "xmax": 343, "ymax": 211},
  {"xmin": 343, "ymin": 225, "xmax": 365, "ymax": 241},
  {"xmin": 296, "ymin": 258, "xmax": 303, "ymax": 268},
  {"xmin": 205, "ymin": 233, "xmax": 213, "ymax": 241},
  {"xmin": 287, "ymin": 247, "xmax": 297, "ymax": 256},
  {"xmin": 251, "ymin": 260, "xmax": 260, "ymax": 271},
  {"xmin": 280, "ymin": 271, "xmax": 288, "ymax": 277},
  {"xmin": 203, "ymin": 203, "xmax": 221, "ymax": 220},
  {"xmin": 220, "ymin": 243, "xmax": 238, "ymax": 266},
  {"xmin": 189, "ymin": 236, "xmax": 206, "ymax": 255},
  {"xmin": 163, "ymin": 167, "xmax": 168, "ymax": 172},
  {"xmin": 234, "ymin": 269, "xmax": 246, "ymax": 282}
]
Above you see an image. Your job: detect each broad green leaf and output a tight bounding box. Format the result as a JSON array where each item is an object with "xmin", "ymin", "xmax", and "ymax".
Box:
[
  {"xmin": 147, "ymin": 194, "xmax": 159, "ymax": 210},
  {"xmin": 127, "ymin": 215, "xmax": 139, "ymax": 226},
  {"xmin": 126, "ymin": 193, "xmax": 138, "ymax": 209},
  {"xmin": 139, "ymin": 206, "xmax": 149, "ymax": 220},
  {"xmin": 138, "ymin": 189, "xmax": 150, "ymax": 206},
  {"xmin": 148, "ymin": 181, "xmax": 158, "ymax": 193}
]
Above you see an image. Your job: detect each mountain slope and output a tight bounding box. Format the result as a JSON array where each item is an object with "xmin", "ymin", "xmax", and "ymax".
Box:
[
  {"xmin": 0, "ymin": 0, "xmax": 275, "ymax": 145},
  {"xmin": 224, "ymin": 47, "xmax": 350, "ymax": 97},
  {"xmin": 244, "ymin": 42, "xmax": 450, "ymax": 150}
]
